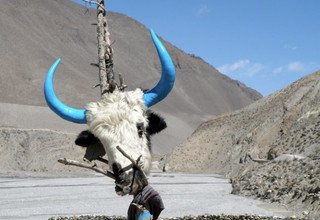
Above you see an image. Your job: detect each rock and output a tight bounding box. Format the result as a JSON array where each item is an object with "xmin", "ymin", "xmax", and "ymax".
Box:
[{"xmin": 273, "ymin": 154, "xmax": 305, "ymax": 162}]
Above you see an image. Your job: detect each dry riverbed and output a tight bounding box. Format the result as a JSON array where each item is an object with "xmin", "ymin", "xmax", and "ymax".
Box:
[{"xmin": 0, "ymin": 173, "xmax": 296, "ymax": 220}]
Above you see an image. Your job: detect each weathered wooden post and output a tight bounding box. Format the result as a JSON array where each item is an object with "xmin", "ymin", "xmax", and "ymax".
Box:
[{"xmin": 96, "ymin": 0, "xmax": 116, "ymax": 94}]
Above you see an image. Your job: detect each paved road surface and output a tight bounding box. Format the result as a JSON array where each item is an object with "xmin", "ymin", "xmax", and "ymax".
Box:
[{"xmin": 0, "ymin": 173, "xmax": 289, "ymax": 220}]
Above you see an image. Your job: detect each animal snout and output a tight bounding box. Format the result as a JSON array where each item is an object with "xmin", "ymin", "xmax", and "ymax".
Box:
[
  {"xmin": 112, "ymin": 162, "xmax": 132, "ymax": 187},
  {"xmin": 114, "ymin": 171, "xmax": 133, "ymax": 196},
  {"xmin": 115, "ymin": 172, "xmax": 131, "ymax": 185}
]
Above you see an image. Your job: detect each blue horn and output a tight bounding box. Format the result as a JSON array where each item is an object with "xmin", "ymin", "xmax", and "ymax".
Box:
[
  {"xmin": 143, "ymin": 29, "xmax": 176, "ymax": 108},
  {"xmin": 44, "ymin": 58, "xmax": 87, "ymax": 124}
]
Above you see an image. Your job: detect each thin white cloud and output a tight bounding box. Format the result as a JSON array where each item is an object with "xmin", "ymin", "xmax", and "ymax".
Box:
[
  {"xmin": 284, "ymin": 44, "xmax": 298, "ymax": 50},
  {"xmin": 273, "ymin": 66, "xmax": 284, "ymax": 74},
  {"xmin": 196, "ymin": 5, "xmax": 211, "ymax": 16},
  {"xmin": 273, "ymin": 61, "xmax": 305, "ymax": 73},
  {"xmin": 218, "ymin": 59, "xmax": 250, "ymax": 74},
  {"xmin": 247, "ymin": 63, "xmax": 265, "ymax": 77},
  {"xmin": 218, "ymin": 59, "xmax": 264, "ymax": 77},
  {"xmin": 287, "ymin": 61, "xmax": 304, "ymax": 72}
]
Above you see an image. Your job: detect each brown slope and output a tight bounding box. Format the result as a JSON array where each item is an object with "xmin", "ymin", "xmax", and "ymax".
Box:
[
  {"xmin": 0, "ymin": 0, "xmax": 261, "ymax": 155},
  {"xmin": 168, "ymin": 71, "xmax": 320, "ymax": 215},
  {"xmin": 168, "ymin": 71, "xmax": 320, "ymax": 173}
]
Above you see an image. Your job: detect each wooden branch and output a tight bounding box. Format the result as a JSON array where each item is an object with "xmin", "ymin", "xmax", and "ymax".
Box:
[
  {"xmin": 58, "ymin": 158, "xmax": 115, "ymax": 179},
  {"xmin": 103, "ymin": 6, "xmax": 111, "ymax": 46},
  {"xmin": 116, "ymin": 146, "xmax": 137, "ymax": 165},
  {"xmin": 102, "ymin": 0, "xmax": 116, "ymax": 93},
  {"xmin": 118, "ymin": 73, "xmax": 127, "ymax": 91},
  {"xmin": 97, "ymin": 157, "xmax": 109, "ymax": 164},
  {"xmin": 96, "ymin": 0, "xmax": 108, "ymax": 95},
  {"xmin": 81, "ymin": 0, "xmax": 105, "ymax": 11},
  {"xmin": 93, "ymin": 83, "xmax": 100, "ymax": 88},
  {"xmin": 116, "ymin": 146, "xmax": 148, "ymax": 184},
  {"xmin": 90, "ymin": 63, "xmax": 99, "ymax": 67}
]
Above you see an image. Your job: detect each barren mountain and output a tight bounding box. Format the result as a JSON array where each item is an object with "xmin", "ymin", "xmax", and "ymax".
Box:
[
  {"xmin": 0, "ymin": 0, "xmax": 261, "ymax": 156},
  {"xmin": 168, "ymin": 71, "xmax": 320, "ymax": 216}
]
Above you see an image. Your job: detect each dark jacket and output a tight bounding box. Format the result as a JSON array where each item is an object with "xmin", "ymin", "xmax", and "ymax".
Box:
[{"xmin": 127, "ymin": 185, "xmax": 164, "ymax": 220}]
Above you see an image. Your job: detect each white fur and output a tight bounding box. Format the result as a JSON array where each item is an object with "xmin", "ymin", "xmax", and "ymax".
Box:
[{"xmin": 85, "ymin": 88, "xmax": 152, "ymax": 173}]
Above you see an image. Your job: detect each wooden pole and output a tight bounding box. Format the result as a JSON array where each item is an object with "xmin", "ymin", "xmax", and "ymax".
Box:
[
  {"xmin": 96, "ymin": 0, "xmax": 108, "ymax": 95},
  {"xmin": 96, "ymin": 0, "xmax": 116, "ymax": 95},
  {"xmin": 82, "ymin": 0, "xmax": 119, "ymax": 94}
]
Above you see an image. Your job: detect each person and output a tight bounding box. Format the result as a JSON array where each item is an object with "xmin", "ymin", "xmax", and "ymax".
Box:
[{"xmin": 127, "ymin": 171, "xmax": 164, "ymax": 220}]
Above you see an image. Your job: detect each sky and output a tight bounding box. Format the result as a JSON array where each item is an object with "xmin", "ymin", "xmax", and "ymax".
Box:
[{"xmin": 73, "ymin": 0, "xmax": 320, "ymax": 96}]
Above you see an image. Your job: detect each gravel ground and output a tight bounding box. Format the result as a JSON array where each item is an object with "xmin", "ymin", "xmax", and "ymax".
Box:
[
  {"xmin": 0, "ymin": 173, "xmax": 292, "ymax": 220},
  {"xmin": 231, "ymin": 158, "xmax": 320, "ymax": 219}
]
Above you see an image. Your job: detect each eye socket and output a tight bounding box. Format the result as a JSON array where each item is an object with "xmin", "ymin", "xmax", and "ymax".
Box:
[{"xmin": 136, "ymin": 122, "xmax": 144, "ymax": 138}]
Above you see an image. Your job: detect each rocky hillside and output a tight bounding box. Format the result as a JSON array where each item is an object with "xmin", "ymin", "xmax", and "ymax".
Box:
[
  {"xmin": 168, "ymin": 71, "xmax": 320, "ymax": 216},
  {"xmin": 0, "ymin": 0, "xmax": 261, "ymax": 156},
  {"xmin": 0, "ymin": 128, "xmax": 86, "ymax": 176}
]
